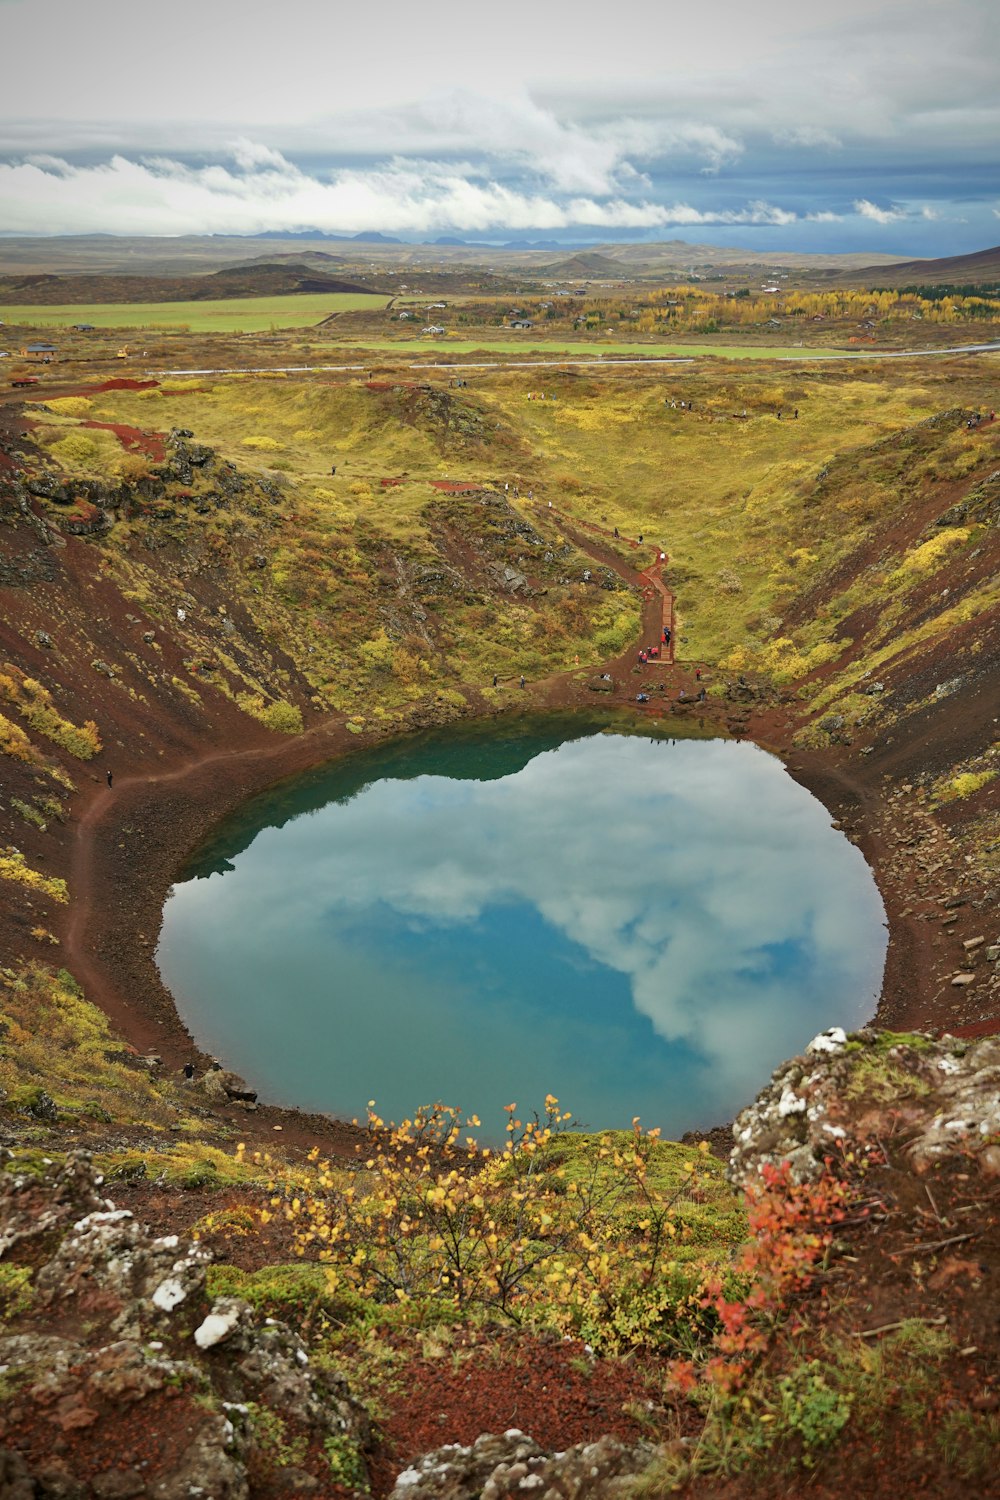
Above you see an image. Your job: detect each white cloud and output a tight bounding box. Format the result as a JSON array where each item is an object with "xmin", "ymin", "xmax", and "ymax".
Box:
[
  {"xmin": 854, "ymin": 198, "xmax": 906, "ymax": 223},
  {"xmin": 773, "ymin": 126, "xmax": 842, "ymax": 150},
  {"xmin": 0, "ymin": 148, "xmax": 803, "ymax": 236}
]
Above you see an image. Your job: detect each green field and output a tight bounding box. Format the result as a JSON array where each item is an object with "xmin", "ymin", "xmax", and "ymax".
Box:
[{"xmin": 0, "ymin": 292, "xmax": 390, "ymax": 333}]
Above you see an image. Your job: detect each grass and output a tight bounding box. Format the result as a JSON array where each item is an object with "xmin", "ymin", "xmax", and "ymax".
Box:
[
  {"xmin": 0, "ymin": 964, "xmax": 183, "ymax": 1128},
  {"xmin": 0, "ymin": 292, "xmax": 389, "ymax": 333},
  {"xmin": 66, "ymin": 375, "xmax": 641, "ymax": 711},
  {"xmin": 332, "ymin": 335, "xmax": 855, "ymax": 361}
]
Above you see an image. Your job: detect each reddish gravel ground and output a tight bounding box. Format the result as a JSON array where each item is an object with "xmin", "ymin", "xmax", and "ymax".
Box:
[
  {"xmin": 360, "ymin": 1328, "xmax": 681, "ymax": 1497},
  {"xmin": 81, "ymin": 418, "xmax": 166, "ymax": 460}
]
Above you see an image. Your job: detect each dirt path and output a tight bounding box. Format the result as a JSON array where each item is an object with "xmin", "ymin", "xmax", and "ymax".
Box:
[
  {"xmin": 54, "ymin": 503, "xmax": 714, "ymax": 1151},
  {"xmin": 46, "ymin": 484, "xmax": 986, "ymax": 1154}
]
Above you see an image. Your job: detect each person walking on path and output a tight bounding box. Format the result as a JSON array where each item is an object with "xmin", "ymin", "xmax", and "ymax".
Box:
[
  {"xmin": 106, "ymin": 770, "xmax": 113, "ymax": 789},
  {"xmin": 519, "ymin": 674, "xmax": 526, "ymax": 689},
  {"xmin": 492, "ymin": 674, "xmax": 498, "ymax": 687}
]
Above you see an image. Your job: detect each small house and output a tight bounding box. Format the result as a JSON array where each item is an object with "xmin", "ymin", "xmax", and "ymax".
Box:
[
  {"xmin": 21, "ymin": 341, "xmax": 58, "ymax": 361},
  {"xmin": 71, "ymin": 323, "xmax": 95, "ymax": 332},
  {"xmin": 510, "ymin": 320, "xmax": 534, "ymax": 330},
  {"xmin": 421, "ymin": 325, "xmax": 446, "ymax": 335}
]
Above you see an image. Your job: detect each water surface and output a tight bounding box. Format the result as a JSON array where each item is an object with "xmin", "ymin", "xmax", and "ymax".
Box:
[{"xmin": 158, "ymin": 716, "xmax": 886, "ymax": 1137}]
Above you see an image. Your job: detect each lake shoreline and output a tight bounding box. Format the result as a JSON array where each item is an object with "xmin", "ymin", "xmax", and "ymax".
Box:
[{"xmin": 55, "ymin": 677, "xmax": 959, "ymax": 1158}]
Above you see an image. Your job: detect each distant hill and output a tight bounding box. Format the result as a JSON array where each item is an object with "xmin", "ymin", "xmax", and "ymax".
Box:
[
  {"xmin": 845, "ymin": 243, "xmax": 1000, "ymax": 288},
  {"xmin": 540, "ymin": 252, "xmax": 628, "ymax": 278},
  {"xmin": 0, "ymin": 261, "xmax": 383, "ymax": 305}
]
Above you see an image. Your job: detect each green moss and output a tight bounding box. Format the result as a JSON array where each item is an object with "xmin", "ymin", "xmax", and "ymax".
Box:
[
  {"xmin": 324, "ymin": 1433, "xmax": 369, "ymax": 1490},
  {"xmin": 0, "ymin": 1264, "xmax": 34, "ymax": 1320}
]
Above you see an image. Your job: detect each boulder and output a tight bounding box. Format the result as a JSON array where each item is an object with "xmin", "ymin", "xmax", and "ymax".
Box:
[{"xmin": 389, "ymin": 1430, "xmax": 656, "ymax": 1500}]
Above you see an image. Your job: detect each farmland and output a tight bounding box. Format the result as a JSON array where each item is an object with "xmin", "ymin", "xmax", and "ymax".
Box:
[{"xmin": 0, "ymin": 290, "xmax": 390, "ymax": 332}]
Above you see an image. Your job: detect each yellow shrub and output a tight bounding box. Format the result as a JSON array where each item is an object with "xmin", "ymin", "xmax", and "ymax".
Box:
[
  {"xmin": 235, "ymin": 693, "xmax": 303, "ymax": 733},
  {"xmin": 242, "ymin": 436, "xmax": 284, "ymax": 452},
  {"xmin": 942, "ymin": 770, "xmax": 995, "ymax": 802},
  {"xmin": 0, "ymin": 670, "xmax": 102, "ymax": 759},
  {"xmin": 0, "ymin": 848, "xmax": 68, "ymax": 904},
  {"xmin": 46, "ymin": 397, "xmax": 94, "ymax": 417},
  {"xmin": 890, "ymin": 528, "xmax": 971, "ymax": 583},
  {"xmin": 0, "ymin": 712, "xmax": 35, "ymax": 763},
  {"xmin": 117, "ymin": 453, "xmax": 152, "ymax": 484},
  {"xmin": 46, "ymin": 429, "xmax": 121, "ymax": 475}
]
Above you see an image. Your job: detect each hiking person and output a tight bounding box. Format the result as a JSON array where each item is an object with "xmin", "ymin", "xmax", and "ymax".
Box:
[
  {"xmin": 182, "ymin": 1062, "xmax": 195, "ymax": 1082},
  {"xmin": 492, "ymin": 674, "xmax": 498, "ymax": 688},
  {"xmin": 698, "ymin": 687, "xmax": 707, "ymax": 702},
  {"xmin": 638, "ymin": 534, "xmax": 643, "ymax": 544},
  {"xmin": 613, "ymin": 527, "xmax": 619, "ymax": 538},
  {"xmin": 330, "ymin": 465, "xmax": 336, "ymax": 475},
  {"xmin": 695, "ymin": 668, "xmax": 702, "ymax": 681},
  {"xmin": 106, "ymin": 770, "xmax": 113, "ymax": 788},
  {"xmin": 519, "ymin": 674, "xmax": 525, "ymax": 689}
]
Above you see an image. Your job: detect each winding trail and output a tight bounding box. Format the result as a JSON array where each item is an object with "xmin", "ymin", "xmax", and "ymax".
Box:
[{"xmin": 59, "ymin": 498, "xmax": 700, "ymax": 1109}]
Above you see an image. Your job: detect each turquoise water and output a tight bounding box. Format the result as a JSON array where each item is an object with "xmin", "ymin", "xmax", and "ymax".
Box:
[{"xmin": 157, "ymin": 717, "xmax": 887, "ymax": 1138}]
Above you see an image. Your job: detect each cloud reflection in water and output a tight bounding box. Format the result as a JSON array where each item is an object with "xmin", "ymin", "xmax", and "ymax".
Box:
[{"xmin": 159, "ymin": 732, "xmax": 886, "ymax": 1135}]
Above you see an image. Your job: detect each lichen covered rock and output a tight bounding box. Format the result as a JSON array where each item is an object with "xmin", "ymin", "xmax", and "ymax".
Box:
[
  {"xmin": 389, "ymin": 1429, "xmax": 656, "ymax": 1499},
  {"xmin": 728, "ymin": 1027, "xmax": 1000, "ymax": 1186}
]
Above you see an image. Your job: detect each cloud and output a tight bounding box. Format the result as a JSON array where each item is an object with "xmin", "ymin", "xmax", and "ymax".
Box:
[
  {"xmin": 773, "ymin": 126, "xmax": 842, "ymax": 150},
  {"xmin": 854, "ymin": 198, "xmax": 907, "ymax": 224},
  {"xmin": 0, "ymin": 147, "xmax": 804, "ymax": 236}
]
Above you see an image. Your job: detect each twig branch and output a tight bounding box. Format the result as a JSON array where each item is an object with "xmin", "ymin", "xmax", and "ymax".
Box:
[
  {"xmin": 855, "ymin": 1316, "xmax": 947, "ymax": 1339},
  {"xmin": 895, "ymin": 1232, "xmax": 974, "ymax": 1256}
]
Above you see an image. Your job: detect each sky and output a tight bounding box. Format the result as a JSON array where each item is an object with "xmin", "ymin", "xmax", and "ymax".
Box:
[{"xmin": 1, "ymin": 0, "xmax": 998, "ymax": 254}]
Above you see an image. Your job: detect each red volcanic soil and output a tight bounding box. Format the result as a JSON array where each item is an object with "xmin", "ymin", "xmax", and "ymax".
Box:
[
  {"xmin": 87, "ymin": 377, "xmax": 160, "ymax": 393},
  {"xmin": 81, "ymin": 419, "xmax": 166, "ymax": 460}
]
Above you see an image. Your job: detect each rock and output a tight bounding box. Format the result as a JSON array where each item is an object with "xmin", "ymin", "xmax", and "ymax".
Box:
[
  {"xmin": 199, "ymin": 1068, "xmax": 256, "ymax": 1104},
  {"xmin": 951, "ymin": 973, "xmax": 976, "ymax": 986},
  {"xmin": 962, "ymin": 936, "xmax": 985, "ymax": 950},
  {"xmin": 92, "ymin": 659, "xmax": 116, "ymax": 679},
  {"xmin": 142, "ymin": 630, "xmax": 156, "ymax": 643},
  {"xmin": 934, "ymin": 677, "xmax": 963, "ymax": 699},
  {"xmin": 0, "ymin": 1156, "xmax": 370, "ymax": 1497},
  {"xmin": 92, "ymin": 1469, "xmax": 147, "ymax": 1498},
  {"xmin": 35, "ymin": 629, "xmax": 54, "ymax": 648},
  {"xmin": 194, "ymin": 1303, "xmax": 244, "ymax": 1350},
  {"xmin": 806, "ymin": 1027, "xmax": 848, "ymax": 1055},
  {"xmin": 819, "ymin": 714, "xmax": 844, "ymax": 732},
  {"xmin": 388, "ymin": 1430, "xmax": 655, "ymax": 1500},
  {"xmin": 980, "ymin": 1145, "xmax": 1000, "ymax": 1178},
  {"xmin": 729, "ymin": 1032, "xmax": 1000, "ymax": 1185},
  {"xmin": 986, "ymin": 946, "xmax": 1000, "ymax": 962},
  {"xmin": 146, "ymin": 1415, "xmax": 248, "ymax": 1500},
  {"xmin": 587, "ymin": 675, "xmax": 615, "ymax": 693},
  {"xmin": 0, "ymin": 1448, "xmax": 37, "ymax": 1500}
]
